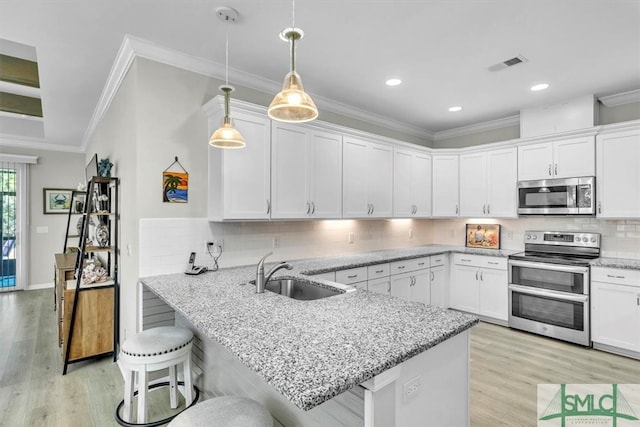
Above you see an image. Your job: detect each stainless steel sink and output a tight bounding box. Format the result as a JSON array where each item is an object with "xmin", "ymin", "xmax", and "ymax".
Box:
[{"xmin": 250, "ymin": 278, "xmax": 350, "ymax": 300}]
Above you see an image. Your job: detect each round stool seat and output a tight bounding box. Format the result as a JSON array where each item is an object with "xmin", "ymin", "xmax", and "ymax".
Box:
[
  {"xmin": 168, "ymin": 396, "xmax": 273, "ymax": 427},
  {"xmin": 122, "ymin": 326, "xmax": 193, "ymax": 358}
]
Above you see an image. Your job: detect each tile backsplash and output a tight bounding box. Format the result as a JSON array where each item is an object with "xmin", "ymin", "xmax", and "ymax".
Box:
[{"xmin": 139, "ymin": 216, "xmax": 639, "ymax": 276}]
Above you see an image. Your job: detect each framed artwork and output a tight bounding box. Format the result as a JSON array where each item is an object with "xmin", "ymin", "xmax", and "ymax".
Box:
[
  {"xmin": 43, "ymin": 188, "xmax": 74, "ymax": 214},
  {"xmin": 466, "ymin": 224, "xmax": 501, "ymax": 249},
  {"xmin": 162, "ymin": 157, "xmax": 188, "ymax": 203}
]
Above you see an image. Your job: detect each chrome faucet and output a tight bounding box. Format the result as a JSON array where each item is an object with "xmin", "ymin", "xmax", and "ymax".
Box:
[{"xmin": 255, "ymin": 251, "xmax": 293, "ymax": 293}]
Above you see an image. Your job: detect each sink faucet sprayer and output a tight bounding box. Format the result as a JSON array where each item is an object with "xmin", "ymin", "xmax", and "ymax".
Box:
[{"xmin": 255, "ymin": 252, "xmax": 293, "ymax": 293}]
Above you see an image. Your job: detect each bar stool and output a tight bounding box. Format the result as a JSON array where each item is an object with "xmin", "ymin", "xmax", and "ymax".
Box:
[
  {"xmin": 167, "ymin": 396, "xmax": 273, "ymax": 427},
  {"xmin": 115, "ymin": 326, "xmax": 199, "ymax": 426}
]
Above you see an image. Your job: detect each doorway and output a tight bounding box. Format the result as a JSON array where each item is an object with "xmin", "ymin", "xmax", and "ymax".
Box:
[{"xmin": 1, "ymin": 160, "xmax": 27, "ymax": 292}]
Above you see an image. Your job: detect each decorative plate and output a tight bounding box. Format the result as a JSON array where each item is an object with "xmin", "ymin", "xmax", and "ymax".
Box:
[{"xmin": 94, "ymin": 222, "xmax": 110, "ymax": 247}]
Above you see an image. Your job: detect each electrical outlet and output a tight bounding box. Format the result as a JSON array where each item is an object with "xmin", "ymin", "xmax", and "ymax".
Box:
[
  {"xmin": 403, "ymin": 376, "xmax": 421, "ymax": 403},
  {"xmin": 272, "ymin": 237, "xmax": 280, "ymax": 248},
  {"xmin": 507, "ymin": 232, "xmax": 514, "ymax": 240},
  {"xmin": 348, "ymin": 232, "xmax": 355, "ymax": 244},
  {"xmin": 206, "ymin": 239, "xmax": 223, "ymax": 253}
]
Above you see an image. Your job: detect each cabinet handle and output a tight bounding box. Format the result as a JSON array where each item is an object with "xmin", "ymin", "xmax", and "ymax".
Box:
[
  {"xmin": 431, "ymin": 271, "xmax": 435, "ymax": 281},
  {"xmin": 461, "ymin": 258, "xmax": 471, "ymax": 262},
  {"xmin": 555, "ymin": 163, "xmax": 558, "ymax": 176},
  {"xmin": 375, "ymin": 269, "xmax": 384, "ymax": 274},
  {"xmin": 475, "ymin": 270, "xmax": 479, "ymax": 280},
  {"xmin": 266, "ymin": 199, "xmax": 271, "ymax": 214},
  {"xmin": 455, "ymin": 204, "xmax": 459, "ymax": 215},
  {"xmin": 598, "ymin": 201, "xmax": 602, "ymax": 214},
  {"xmin": 411, "ymin": 276, "xmax": 416, "ymax": 286},
  {"xmin": 397, "ymin": 265, "xmax": 406, "ymax": 270},
  {"xmin": 311, "ymin": 202, "xmax": 315, "ymax": 214},
  {"xmin": 371, "ymin": 204, "xmax": 375, "ymax": 215},
  {"xmin": 637, "ymin": 294, "xmax": 640, "ymax": 306},
  {"xmin": 418, "ymin": 262, "xmax": 425, "ymax": 266},
  {"xmin": 306, "ymin": 202, "xmax": 311, "ymax": 214},
  {"xmin": 347, "ymin": 274, "xmax": 358, "ymax": 279},
  {"xmin": 483, "ymin": 204, "xmax": 486, "ymax": 214},
  {"xmin": 387, "ymin": 282, "xmax": 391, "ymax": 293},
  {"xmin": 487, "ymin": 204, "xmax": 490, "ymax": 214},
  {"xmin": 548, "ymin": 164, "xmax": 552, "ymax": 176},
  {"xmin": 367, "ymin": 204, "xmax": 372, "ymax": 215},
  {"xmin": 480, "ymin": 271, "xmax": 484, "ymax": 281},
  {"xmin": 488, "ymin": 261, "xmax": 499, "ymax": 265}
]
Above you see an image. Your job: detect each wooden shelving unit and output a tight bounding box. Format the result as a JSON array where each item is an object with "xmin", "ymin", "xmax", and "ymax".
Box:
[{"xmin": 55, "ymin": 176, "xmax": 120, "ymax": 375}]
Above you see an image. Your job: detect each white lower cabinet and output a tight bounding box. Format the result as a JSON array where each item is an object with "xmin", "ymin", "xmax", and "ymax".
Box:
[
  {"xmin": 449, "ymin": 254, "xmax": 508, "ymax": 322},
  {"xmin": 591, "ymin": 267, "xmax": 640, "ymax": 357},
  {"xmin": 429, "ymin": 255, "xmax": 448, "ymax": 308},
  {"xmin": 368, "ymin": 277, "xmax": 391, "ymax": 295}
]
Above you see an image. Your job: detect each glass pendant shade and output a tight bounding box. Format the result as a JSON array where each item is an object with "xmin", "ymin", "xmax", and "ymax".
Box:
[
  {"xmin": 269, "ymin": 70, "xmax": 318, "ymax": 122},
  {"xmin": 209, "ymin": 86, "xmax": 245, "ymax": 149}
]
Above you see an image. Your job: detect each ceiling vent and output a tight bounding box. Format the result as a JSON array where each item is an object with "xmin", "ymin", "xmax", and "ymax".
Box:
[{"xmin": 488, "ymin": 55, "xmax": 528, "ymax": 72}]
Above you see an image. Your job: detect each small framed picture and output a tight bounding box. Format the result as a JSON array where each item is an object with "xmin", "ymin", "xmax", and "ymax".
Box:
[
  {"xmin": 43, "ymin": 188, "xmax": 74, "ymax": 214},
  {"xmin": 466, "ymin": 224, "xmax": 501, "ymax": 249}
]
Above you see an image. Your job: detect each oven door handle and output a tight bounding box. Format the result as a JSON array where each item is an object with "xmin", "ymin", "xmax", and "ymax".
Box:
[
  {"xmin": 508, "ymin": 259, "xmax": 589, "ymax": 274},
  {"xmin": 508, "ymin": 284, "xmax": 589, "ymax": 303}
]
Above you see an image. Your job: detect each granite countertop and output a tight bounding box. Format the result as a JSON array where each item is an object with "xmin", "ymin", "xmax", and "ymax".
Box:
[
  {"xmin": 140, "ymin": 245, "xmax": 494, "ymax": 411},
  {"xmin": 591, "ymin": 257, "xmax": 640, "ymax": 271}
]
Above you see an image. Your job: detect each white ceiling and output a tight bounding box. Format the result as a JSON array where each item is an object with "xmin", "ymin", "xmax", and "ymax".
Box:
[{"xmin": 1, "ymin": 0, "xmax": 639, "ymax": 151}]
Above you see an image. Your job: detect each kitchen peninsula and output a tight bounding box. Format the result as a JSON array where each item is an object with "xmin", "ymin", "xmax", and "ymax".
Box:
[{"xmin": 140, "ymin": 246, "xmax": 485, "ymax": 427}]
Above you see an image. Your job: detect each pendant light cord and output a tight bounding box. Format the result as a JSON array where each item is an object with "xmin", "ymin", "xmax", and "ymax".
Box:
[
  {"xmin": 290, "ymin": 0, "xmax": 296, "ymax": 73},
  {"xmin": 224, "ymin": 20, "xmax": 229, "ymax": 85}
]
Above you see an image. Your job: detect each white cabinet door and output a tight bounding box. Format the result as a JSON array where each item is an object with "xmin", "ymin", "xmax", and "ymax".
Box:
[
  {"xmin": 343, "ymin": 138, "xmax": 393, "ymax": 218},
  {"xmin": 478, "ymin": 268, "xmax": 508, "ymax": 321},
  {"xmin": 343, "ymin": 137, "xmax": 370, "ymax": 217},
  {"xmin": 393, "ymin": 149, "xmax": 413, "ymax": 217},
  {"xmin": 271, "ymin": 123, "xmax": 309, "ymax": 218},
  {"xmin": 368, "ymin": 277, "xmax": 391, "ymax": 295},
  {"xmin": 553, "ymin": 137, "xmax": 595, "ymax": 178},
  {"xmin": 430, "ymin": 265, "xmax": 447, "ymax": 308},
  {"xmin": 413, "ymin": 152, "xmax": 432, "ymax": 217},
  {"xmin": 432, "ymin": 155, "xmax": 459, "ymax": 217},
  {"xmin": 411, "ymin": 270, "xmax": 431, "ymax": 305},
  {"xmin": 209, "ymin": 110, "xmax": 271, "ymax": 220},
  {"xmin": 390, "ymin": 272, "xmax": 412, "ymax": 300},
  {"xmin": 518, "ymin": 142, "xmax": 553, "ymax": 181},
  {"xmin": 394, "ymin": 149, "xmax": 432, "ymax": 217},
  {"xmin": 368, "ymin": 143, "xmax": 393, "ymax": 217},
  {"xmin": 486, "ymin": 148, "xmax": 517, "ymax": 218},
  {"xmin": 309, "ymin": 130, "xmax": 342, "ymax": 218},
  {"xmin": 459, "ymin": 152, "xmax": 486, "ymax": 217},
  {"xmin": 449, "ymin": 264, "xmax": 479, "ymax": 313},
  {"xmin": 518, "ymin": 137, "xmax": 595, "ymax": 181},
  {"xmin": 592, "ymin": 281, "xmax": 640, "ymax": 352},
  {"xmin": 596, "ymin": 128, "xmax": 640, "ymax": 218}
]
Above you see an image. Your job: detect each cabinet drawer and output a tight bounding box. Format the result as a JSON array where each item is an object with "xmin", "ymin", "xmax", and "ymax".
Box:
[
  {"xmin": 452, "ymin": 253, "xmax": 506, "ymax": 270},
  {"xmin": 336, "ymin": 267, "xmax": 368, "ymax": 284},
  {"xmin": 592, "ymin": 267, "xmax": 640, "ymax": 287},
  {"xmin": 390, "ymin": 257, "xmax": 430, "ymax": 275},
  {"xmin": 430, "ymin": 254, "xmax": 447, "ymax": 267},
  {"xmin": 367, "ymin": 263, "xmax": 390, "ymax": 280}
]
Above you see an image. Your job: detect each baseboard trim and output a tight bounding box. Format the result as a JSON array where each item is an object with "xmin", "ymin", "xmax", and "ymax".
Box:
[{"xmin": 27, "ymin": 282, "xmax": 54, "ymax": 290}]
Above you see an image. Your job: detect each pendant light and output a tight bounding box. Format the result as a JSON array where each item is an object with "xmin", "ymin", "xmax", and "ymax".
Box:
[
  {"xmin": 268, "ymin": 0, "xmax": 318, "ymax": 123},
  {"xmin": 209, "ymin": 6, "xmax": 245, "ymax": 149}
]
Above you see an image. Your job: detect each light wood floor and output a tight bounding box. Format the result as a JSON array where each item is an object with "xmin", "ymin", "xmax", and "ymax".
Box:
[{"xmin": 1, "ymin": 290, "xmax": 639, "ymax": 427}]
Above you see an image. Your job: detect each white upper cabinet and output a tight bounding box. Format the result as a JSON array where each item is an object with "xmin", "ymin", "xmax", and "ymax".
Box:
[
  {"xmin": 517, "ymin": 136, "xmax": 595, "ymax": 180},
  {"xmin": 271, "ymin": 123, "xmax": 342, "ymax": 219},
  {"xmin": 460, "ymin": 148, "xmax": 517, "ymax": 218},
  {"xmin": 207, "ymin": 108, "xmax": 272, "ymax": 221},
  {"xmin": 393, "ymin": 148, "xmax": 432, "ymax": 218},
  {"xmin": 343, "ymin": 137, "xmax": 393, "ymax": 218},
  {"xmin": 432, "ymin": 155, "xmax": 459, "ymax": 217},
  {"xmin": 596, "ymin": 126, "xmax": 640, "ymax": 218}
]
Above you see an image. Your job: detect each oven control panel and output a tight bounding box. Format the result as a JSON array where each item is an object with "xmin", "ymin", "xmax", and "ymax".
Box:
[{"xmin": 524, "ymin": 231, "xmax": 600, "ymax": 248}]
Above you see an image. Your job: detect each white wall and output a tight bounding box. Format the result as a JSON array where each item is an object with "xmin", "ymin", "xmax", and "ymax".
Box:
[{"xmin": 1, "ymin": 146, "xmax": 85, "ymax": 287}]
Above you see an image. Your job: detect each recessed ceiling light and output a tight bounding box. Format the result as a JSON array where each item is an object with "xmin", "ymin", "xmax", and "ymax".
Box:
[
  {"xmin": 448, "ymin": 106, "xmax": 463, "ymax": 112},
  {"xmin": 385, "ymin": 78, "xmax": 402, "ymax": 87},
  {"xmin": 531, "ymin": 83, "xmax": 549, "ymax": 91}
]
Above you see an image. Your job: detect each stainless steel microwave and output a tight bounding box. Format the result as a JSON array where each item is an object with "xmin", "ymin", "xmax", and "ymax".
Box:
[{"xmin": 517, "ymin": 176, "xmax": 595, "ymax": 215}]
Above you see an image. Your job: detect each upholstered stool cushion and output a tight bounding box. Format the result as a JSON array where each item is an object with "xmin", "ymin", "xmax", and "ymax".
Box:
[
  {"xmin": 167, "ymin": 396, "xmax": 273, "ymax": 427},
  {"xmin": 121, "ymin": 326, "xmax": 193, "ymax": 357}
]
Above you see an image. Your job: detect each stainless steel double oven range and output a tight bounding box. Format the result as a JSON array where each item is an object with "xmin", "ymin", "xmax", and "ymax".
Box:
[{"xmin": 508, "ymin": 231, "xmax": 600, "ymax": 346}]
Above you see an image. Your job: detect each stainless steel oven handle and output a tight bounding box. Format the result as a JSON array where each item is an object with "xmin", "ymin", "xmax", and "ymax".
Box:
[
  {"xmin": 508, "ymin": 259, "xmax": 589, "ymax": 274},
  {"xmin": 508, "ymin": 284, "xmax": 589, "ymax": 303}
]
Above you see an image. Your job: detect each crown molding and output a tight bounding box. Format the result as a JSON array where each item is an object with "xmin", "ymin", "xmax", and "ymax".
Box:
[
  {"xmin": 0, "ymin": 153, "xmax": 38, "ymax": 164},
  {"xmin": 599, "ymin": 89, "xmax": 640, "ymax": 107},
  {"xmin": 82, "ymin": 35, "xmax": 432, "ymax": 150},
  {"xmin": 433, "ymin": 115, "xmax": 520, "ymax": 141}
]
